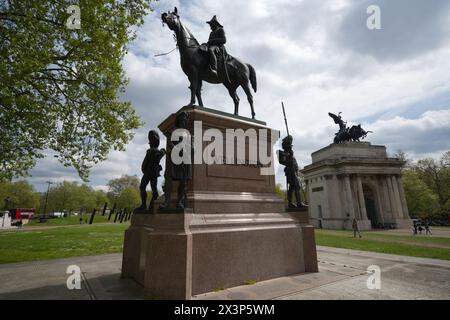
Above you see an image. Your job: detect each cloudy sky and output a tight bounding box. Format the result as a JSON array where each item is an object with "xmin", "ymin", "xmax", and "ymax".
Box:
[{"xmin": 28, "ymin": 0, "xmax": 450, "ymax": 192}]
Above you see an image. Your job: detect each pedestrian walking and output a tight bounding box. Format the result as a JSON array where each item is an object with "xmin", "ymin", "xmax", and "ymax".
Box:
[
  {"xmin": 418, "ymin": 225, "xmax": 423, "ymax": 235},
  {"xmin": 425, "ymin": 221, "xmax": 432, "ymax": 235},
  {"xmin": 352, "ymin": 218, "xmax": 362, "ymax": 238}
]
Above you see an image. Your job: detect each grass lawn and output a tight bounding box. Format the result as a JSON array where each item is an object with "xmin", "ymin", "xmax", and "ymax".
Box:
[
  {"xmin": 315, "ymin": 229, "xmax": 450, "ymax": 261},
  {"xmin": 26, "ymin": 214, "xmax": 115, "ymax": 226},
  {"xmin": 0, "ymin": 223, "xmax": 129, "ymax": 264}
]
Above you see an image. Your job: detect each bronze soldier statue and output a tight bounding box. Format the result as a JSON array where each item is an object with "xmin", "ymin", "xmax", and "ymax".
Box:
[
  {"xmin": 137, "ymin": 130, "xmax": 166, "ymax": 211},
  {"xmin": 205, "ymin": 15, "xmax": 226, "ymax": 76},
  {"xmin": 160, "ymin": 112, "xmax": 192, "ymax": 210},
  {"xmin": 278, "ymin": 135, "xmax": 303, "ymax": 208}
]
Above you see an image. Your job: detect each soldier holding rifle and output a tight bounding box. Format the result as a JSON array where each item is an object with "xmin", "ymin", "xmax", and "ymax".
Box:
[{"xmin": 277, "ymin": 102, "xmax": 304, "ymax": 208}]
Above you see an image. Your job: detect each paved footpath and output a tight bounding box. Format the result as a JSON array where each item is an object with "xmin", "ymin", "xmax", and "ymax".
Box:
[{"xmin": 1, "ymin": 246, "xmax": 449, "ymax": 300}]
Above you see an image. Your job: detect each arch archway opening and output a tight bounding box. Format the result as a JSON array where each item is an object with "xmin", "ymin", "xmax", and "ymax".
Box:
[{"xmin": 363, "ymin": 184, "xmax": 379, "ymax": 228}]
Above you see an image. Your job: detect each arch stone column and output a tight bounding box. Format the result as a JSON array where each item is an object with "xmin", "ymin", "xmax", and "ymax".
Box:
[
  {"xmin": 386, "ymin": 175, "xmax": 396, "ymax": 218},
  {"xmin": 344, "ymin": 174, "xmax": 355, "ymax": 219},
  {"xmin": 391, "ymin": 175, "xmax": 404, "ymax": 218},
  {"xmin": 374, "ymin": 178, "xmax": 385, "ymax": 224},
  {"xmin": 356, "ymin": 176, "xmax": 368, "ymax": 220},
  {"xmin": 397, "ymin": 176, "xmax": 410, "ymax": 219}
]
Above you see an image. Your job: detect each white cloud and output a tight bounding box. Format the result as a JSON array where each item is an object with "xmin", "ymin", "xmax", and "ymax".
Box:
[
  {"xmin": 27, "ymin": 0, "xmax": 450, "ymax": 191},
  {"xmin": 93, "ymin": 185, "xmax": 109, "ymax": 192},
  {"xmin": 369, "ymin": 109, "xmax": 450, "ymax": 159}
]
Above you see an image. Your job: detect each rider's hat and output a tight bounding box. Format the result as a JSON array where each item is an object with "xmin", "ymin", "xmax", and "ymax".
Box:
[{"xmin": 206, "ymin": 15, "xmax": 223, "ymax": 28}]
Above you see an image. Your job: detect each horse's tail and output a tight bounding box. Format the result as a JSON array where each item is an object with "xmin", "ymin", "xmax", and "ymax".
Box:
[{"xmin": 247, "ymin": 63, "xmax": 257, "ymax": 92}]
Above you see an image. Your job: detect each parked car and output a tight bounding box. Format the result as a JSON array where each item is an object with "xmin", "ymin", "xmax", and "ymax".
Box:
[{"xmin": 50, "ymin": 212, "xmax": 66, "ymax": 218}]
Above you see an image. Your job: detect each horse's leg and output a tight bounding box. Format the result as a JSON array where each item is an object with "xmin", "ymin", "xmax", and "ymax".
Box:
[
  {"xmin": 187, "ymin": 84, "xmax": 195, "ymax": 106},
  {"xmin": 241, "ymin": 82, "xmax": 255, "ymax": 119},
  {"xmin": 226, "ymin": 86, "xmax": 239, "ymax": 115},
  {"xmin": 196, "ymin": 79, "xmax": 203, "ymax": 107},
  {"xmin": 188, "ymin": 73, "xmax": 198, "ymax": 106},
  {"xmin": 228, "ymin": 88, "xmax": 240, "ymax": 115}
]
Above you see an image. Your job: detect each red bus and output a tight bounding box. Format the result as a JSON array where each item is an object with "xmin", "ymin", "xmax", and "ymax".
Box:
[{"xmin": 9, "ymin": 208, "xmax": 35, "ymax": 220}]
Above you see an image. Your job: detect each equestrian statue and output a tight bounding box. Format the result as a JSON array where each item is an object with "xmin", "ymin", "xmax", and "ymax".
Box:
[
  {"xmin": 328, "ymin": 112, "xmax": 372, "ymax": 144},
  {"xmin": 161, "ymin": 7, "xmax": 257, "ymax": 119}
]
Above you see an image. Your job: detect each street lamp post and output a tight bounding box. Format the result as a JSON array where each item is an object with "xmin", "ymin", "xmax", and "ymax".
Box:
[{"xmin": 42, "ymin": 181, "xmax": 53, "ymax": 219}]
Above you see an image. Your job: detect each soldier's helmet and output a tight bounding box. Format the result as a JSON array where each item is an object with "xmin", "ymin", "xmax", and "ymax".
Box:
[
  {"xmin": 282, "ymin": 135, "xmax": 293, "ymax": 150},
  {"xmin": 148, "ymin": 130, "xmax": 160, "ymax": 148}
]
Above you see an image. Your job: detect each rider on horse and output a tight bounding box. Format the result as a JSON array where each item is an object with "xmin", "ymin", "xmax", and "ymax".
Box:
[
  {"xmin": 161, "ymin": 8, "xmax": 257, "ymax": 117},
  {"xmin": 205, "ymin": 15, "xmax": 226, "ymax": 76}
]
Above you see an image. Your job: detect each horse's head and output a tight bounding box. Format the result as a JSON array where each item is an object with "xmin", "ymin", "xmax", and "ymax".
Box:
[{"xmin": 161, "ymin": 7, "xmax": 180, "ymax": 31}]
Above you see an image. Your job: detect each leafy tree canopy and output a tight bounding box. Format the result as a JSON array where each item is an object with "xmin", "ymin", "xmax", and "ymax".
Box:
[
  {"xmin": 0, "ymin": 180, "xmax": 40, "ymax": 209},
  {"xmin": 0, "ymin": 0, "xmax": 152, "ymax": 182},
  {"xmin": 414, "ymin": 151, "xmax": 450, "ymax": 216},
  {"xmin": 106, "ymin": 174, "xmax": 139, "ymax": 199},
  {"xmin": 402, "ymin": 170, "xmax": 438, "ymax": 218},
  {"xmin": 44, "ymin": 180, "xmax": 108, "ymax": 213},
  {"xmin": 115, "ymin": 186, "xmax": 140, "ymax": 211}
]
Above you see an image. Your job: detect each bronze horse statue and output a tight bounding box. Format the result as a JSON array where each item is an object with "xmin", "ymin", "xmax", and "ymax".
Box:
[
  {"xmin": 349, "ymin": 124, "xmax": 372, "ymax": 142},
  {"xmin": 161, "ymin": 7, "xmax": 257, "ymax": 118},
  {"xmin": 333, "ymin": 124, "xmax": 372, "ymax": 143}
]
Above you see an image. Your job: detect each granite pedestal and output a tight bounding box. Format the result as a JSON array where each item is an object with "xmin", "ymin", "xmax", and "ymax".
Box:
[{"xmin": 122, "ymin": 106, "xmax": 318, "ymax": 299}]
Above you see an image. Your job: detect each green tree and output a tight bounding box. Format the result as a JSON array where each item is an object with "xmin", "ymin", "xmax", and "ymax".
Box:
[
  {"xmin": 71, "ymin": 184, "xmax": 96, "ymax": 212},
  {"xmin": 107, "ymin": 174, "xmax": 140, "ymax": 199},
  {"xmin": 0, "ymin": 180, "xmax": 40, "ymax": 209},
  {"xmin": 115, "ymin": 186, "xmax": 140, "ymax": 211},
  {"xmin": 94, "ymin": 189, "xmax": 109, "ymax": 210},
  {"xmin": 402, "ymin": 170, "xmax": 438, "ymax": 218},
  {"xmin": 45, "ymin": 181, "xmax": 77, "ymax": 213},
  {"xmin": 42, "ymin": 181, "xmax": 109, "ymax": 214},
  {"xmin": 0, "ymin": 0, "xmax": 152, "ymax": 182},
  {"xmin": 414, "ymin": 151, "xmax": 450, "ymax": 217}
]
